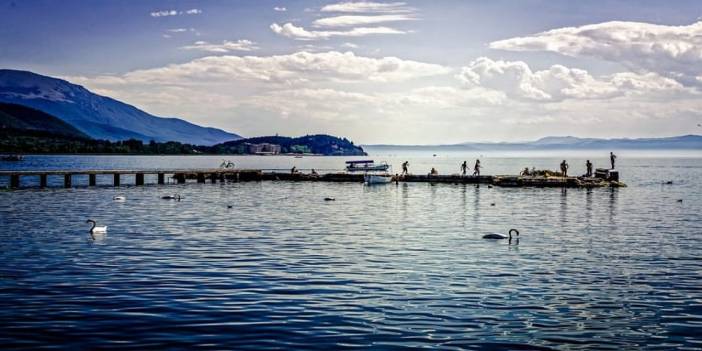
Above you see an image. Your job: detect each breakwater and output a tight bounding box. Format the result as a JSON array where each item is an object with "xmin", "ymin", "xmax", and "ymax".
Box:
[{"xmin": 0, "ymin": 168, "xmax": 626, "ymax": 189}]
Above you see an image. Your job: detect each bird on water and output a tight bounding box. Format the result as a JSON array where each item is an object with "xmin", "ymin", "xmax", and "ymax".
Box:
[
  {"xmin": 483, "ymin": 229, "xmax": 519, "ymax": 240},
  {"xmin": 86, "ymin": 219, "xmax": 107, "ymax": 236}
]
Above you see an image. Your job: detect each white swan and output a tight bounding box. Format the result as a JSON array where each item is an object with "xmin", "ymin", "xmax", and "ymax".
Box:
[
  {"xmin": 113, "ymin": 195, "xmax": 126, "ymax": 201},
  {"xmin": 483, "ymin": 229, "xmax": 519, "ymax": 240},
  {"xmin": 86, "ymin": 219, "xmax": 107, "ymax": 234}
]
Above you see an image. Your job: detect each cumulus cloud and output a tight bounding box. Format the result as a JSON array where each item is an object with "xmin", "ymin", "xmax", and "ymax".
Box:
[
  {"xmin": 490, "ymin": 20, "xmax": 702, "ymax": 84},
  {"xmin": 457, "ymin": 57, "xmax": 685, "ymax": 102},
  {"xmin": 273, "ymin": 6, "xmax": 287, "ymax": 12},
  {"xmin": 270, "ymin": 22, "xmax": 406, "ymax": 40},
  {"xmin": 321, "ymin": 1, "xmax": 411, "ymax": 13},
  {"xmin": 69, "ymin": 51, "xmax": 450, "ymax": 86},
  {"xmin": 181, "ymin": 40, "xmax": 259, "ymax": 53},
  {"xmin": 312, "ymin": 14, "xmax": 415, "ymax": 27},
  {"xmin": 150, "ymin": 9, "xmax": 202, "ymax": 17}
]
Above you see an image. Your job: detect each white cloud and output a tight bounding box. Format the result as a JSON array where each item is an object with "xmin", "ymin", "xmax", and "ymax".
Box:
[
  {"xmin": 181, "ymin": 40, "xmax": 259, "ymax": 53},
  {"xmin": 490, "ymin": 20, "xmax": 702, "ymax": 84},
  {"xmin": 341, "ymin": 42, "xmax": 359, "ymax": 49},
  {"xmin": 150, "ymin": 9, "xmax": 202, "ymax": 17},
  {"xmin": 321, "ymin": 2, "xmax": 411, "ymax": 13},
  {"xmin": 313, "ymin": 14, "xmax": 415, "ymax": 27},
  {"xmin": 150, "ymin": 10, "xmax": 177, "ymax": 17},
  {"xmin": 457, "ymin": 57, "xmax": 685, "ymax": 102},
  {"xmin": 271, "ymin": 22, "xmax": 406, "ymax": 40},
  {"xmin": 69, "ymin": 51, "xmax": 450, "ymax": 86},
  {"xmin": 273, "ymin": 6, "xmax": 287, "ymax": 12}
]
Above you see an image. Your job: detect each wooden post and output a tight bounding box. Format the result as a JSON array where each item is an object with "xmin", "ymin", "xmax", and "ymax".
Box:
[
  {"xmin": 10, "ymin": 174, "xmax": 19, "ymax": 188},
  {"xmin": 114, "ymin": 173, "xmax": 120, "ymax": 186},
  {"xmin": 64, "ymin": 174, "xmax": 72, "ymax": 188},
  {"xmin": 197, "ymin": 173, "xmax": 206, "ymax": 183},
  {"xmin": 157, "ymin": 173, "xmax": 165, "ymax": 184},
  {"xmin": 135, "ymin": 173, "xmax": 144, "ymax": 186},
  {"xmin": 89, "ymin": 174, "xmax": 97, "ymax": 186},
  {"xmin": 219, "ymin": 173, "xmax": 225, "ymax": 182},
  {"xmin": 210, "ymin": 173, "xmax": 217, "ymax": 183},
  {"xmin": 40, "ymin": 174, "xmax": 47, "ymax": 188},
  {"xmin": 176, "ymin": 174, "xmax": 186, "ymax": 184}
]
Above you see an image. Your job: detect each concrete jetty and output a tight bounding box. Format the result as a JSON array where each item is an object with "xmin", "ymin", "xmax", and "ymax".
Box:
[{"xmin": 0, "ymin": 168, "xmax": 626, "ymax": 189}]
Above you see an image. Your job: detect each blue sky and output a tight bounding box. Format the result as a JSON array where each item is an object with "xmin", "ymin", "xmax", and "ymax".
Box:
[{"xmin": 2, "ymin": 0, "xmax": 702, "ymax": 143}]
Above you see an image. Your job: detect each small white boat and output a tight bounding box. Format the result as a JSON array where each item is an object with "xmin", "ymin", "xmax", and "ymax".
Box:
[
  {"xmin": 346, "ymin": 160, "xmax": 390, "ymax": 172},
  {"xmin": 364, "ymin": 174, "xmax": 393, "ymax": 185}
]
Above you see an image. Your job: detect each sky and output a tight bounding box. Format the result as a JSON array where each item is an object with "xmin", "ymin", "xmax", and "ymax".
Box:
[{"xmin": 1, "ymin": 0, "xmax": 702, "ymax": 144}]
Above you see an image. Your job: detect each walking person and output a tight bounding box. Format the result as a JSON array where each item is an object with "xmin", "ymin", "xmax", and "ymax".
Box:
[
  {"xmin": 585, "ymin": 160, "xmax": 593, "ymax": 177},
  {"xmin": 610, "ymin": 152, "xmax": 617, "ymax": 170},
  {"xmin": 461, "ymin": 161, "xmax": 468, "ymax": 176},
  {"xmin": 473, "ymin": 159, "xmax": 481, "ymax": 176},
  {"xmin": 560, "ymin": 160, "xmax": 569, "ymax": 177},
  {"xmin": 401, "ymin": 161, "xmax": 409, "ymax": 176}
]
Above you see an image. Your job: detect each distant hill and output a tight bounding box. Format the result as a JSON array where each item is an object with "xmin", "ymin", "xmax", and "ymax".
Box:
[
  {"xmin": 366, "ymin": 135, "xmax": 702, "ymax": 150},
  {"xmin": 0, "ymin": 102, "xmax": 89, "ymax": 139},
  {"xmin": 212, "ymin": 134, "xmax": 367, "ymax": 155},
  {"xmin": 0, "ymin": 69, "xmax": 241, "ymax": 145}
]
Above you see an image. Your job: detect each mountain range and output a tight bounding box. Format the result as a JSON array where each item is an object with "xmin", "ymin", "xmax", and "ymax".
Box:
[
  {"xmin": 366, "ymin": 135, "xmax": 702, "ymax": 150},
  {"xmin": 0, "ymin": 69, "xmax": 240, "ymax": 145}
]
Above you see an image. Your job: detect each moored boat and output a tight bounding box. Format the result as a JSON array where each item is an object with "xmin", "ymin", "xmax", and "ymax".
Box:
[
  {"xmin": 364, "ymin": 174, "xmax": 393, "ymax": 185},
  {"xmin": 346, "ymin": 160, "xmax": 389, "ymax": 172}
]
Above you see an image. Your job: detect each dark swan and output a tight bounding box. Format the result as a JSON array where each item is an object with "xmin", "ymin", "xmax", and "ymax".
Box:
[{"xmin": 483, "ymin": 229, "xmax": 519, "ymax": 240}]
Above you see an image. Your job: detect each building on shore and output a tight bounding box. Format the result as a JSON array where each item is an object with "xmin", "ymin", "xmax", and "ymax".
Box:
[{"xmin": 246, "ymin": 143, "xmax": 281, "ymax": 155}]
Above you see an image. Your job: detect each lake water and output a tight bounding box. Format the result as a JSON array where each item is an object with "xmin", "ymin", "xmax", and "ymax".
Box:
[{"xmin": 1, "ymin": 150, "xmax": 701, "ymax": 350}]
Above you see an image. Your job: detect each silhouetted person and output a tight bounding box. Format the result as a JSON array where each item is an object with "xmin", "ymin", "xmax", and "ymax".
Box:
[
  {"xmin": 560, "ymin": 160, "xmax": 569, "ymax": 177},
  {"xmin": 610, "ymin": 152, "xmax": 617, "ymax": 169},
  {"xmin": 473, "ymin": 159, "xmax": 481, "ymax": 176},
  {"xmin": 461, "ymin": 161, "xmax": 468, "ymax": 175},
  {"xmin": 430, "ymin": 167, "xmax": 438, "ymax": 176},
  {"xmin": 585, "ymin": 160, "xmax": 593, "ymax": 177},
  {"xmin": 310, "ymin": 168, "xmax": 318, "ymax": 176},
  {"xmin": 291, "ymin": 166, "xmax": 297, "ymax": 175},
  {"xmin": 401, "ymin": 161, "xmax": 409, "ymax": 175}
]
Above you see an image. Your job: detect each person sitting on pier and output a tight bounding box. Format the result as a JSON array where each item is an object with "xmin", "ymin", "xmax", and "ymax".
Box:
[
  {"xmin": 521, "ymin": 167, "xmax": 530, "ymax": 176},
  {"xmin": 610, "ymin": 152, "xmax": 617, "ymax": 170},
  {"xmin": 473, "ymin": 159, "xmax": 481, "ymax": 176},
  {"xmin": 291, "ymin": 166, "xmax": 297, "ymax": 175},
  {"xmin": 560, "ymin": 160, "xmax": 569, "ymax": 177},
  {"xmin": 401, "ymin": 161, "xmax": 409, "ymax": 175},
  {"xmin": 430, "ymin": 167, "xmax": 438, "ymax": 176},
  {"xmin": 310, "ymin": 169, "xmax": 319, "ymax": 176},
  {"xmin": 461, "ymin": 161, "xmax": 468, "ymax": 175},
  {"xmin": 585, "ymin": 160, "xmax": 593, "ymax": 177}
]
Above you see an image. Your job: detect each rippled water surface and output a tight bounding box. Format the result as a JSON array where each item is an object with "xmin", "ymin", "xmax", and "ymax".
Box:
[{"xmin": 1, "ymin": 152, "xmax": 701, "ymax": 350}]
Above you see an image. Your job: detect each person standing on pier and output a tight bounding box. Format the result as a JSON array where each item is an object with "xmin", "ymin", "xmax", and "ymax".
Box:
[
  {"xmin": 473, "ymin": 159, "xmax": 481, "ymax": 176},
  {"xmin": 585, "ymin": 160, "xmax": 593, "ymax": 177},
  {"xmin": 461, "ymin": 161, "xmax": 468, "ymax": 175},
  {"xmin": 610, "ymin": 152, "xmax": 617, "ymax": 169},
  {"xmin": 291, "ymin": 166, "xmax": 297, "ymax": 175},
  {"xmin": 560, "ymin": 160, "xmax": 569, "ymax": 177},
  {"xmin": 401, "ymin": 161, "xmax": 409, "ymax": 176}
]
